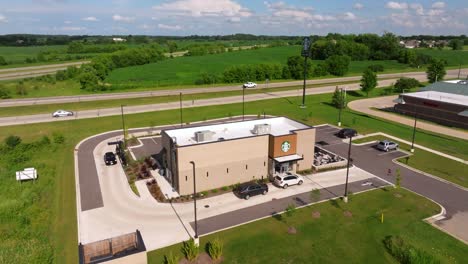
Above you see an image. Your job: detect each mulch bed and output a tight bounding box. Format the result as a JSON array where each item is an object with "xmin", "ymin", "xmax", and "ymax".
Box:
[
  {"xmin": 287, "ymin": 226, "xmax": 297, "ymax": 234},
  {"xmin": 343, "ymin": 211, "xmax": 353, "ymax": 217},
  {"xmin": 312, "ymin": 211, "xmax": 321, "ymax": 219}
]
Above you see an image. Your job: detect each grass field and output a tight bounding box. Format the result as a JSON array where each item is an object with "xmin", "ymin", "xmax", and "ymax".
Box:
[
  {"xmin": 353, "ymin": 136, "xmax": 468, "ymax": 187},
  {"xmin": 147, "ymin": 188, "xmax": 468, "ymax": 263},
  {"xmin": 0, "ymin": 89, "xmax": 466, "ymax": 263},
  {"xmin": 0, "ymin": 45, "xmax": 68, "ymax": 63},
  {"xmin": 105, "ymin": 45, "xmax": 413, "ymax": 88},
  {"xmin": 415, "ymin": 48, "xmax": 468, "ymax": 66}
]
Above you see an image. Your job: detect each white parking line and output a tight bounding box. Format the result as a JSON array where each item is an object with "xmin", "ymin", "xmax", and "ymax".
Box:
[{"xmin": 377, "ymin": 151, "xmax": 398, "ymax": 156}]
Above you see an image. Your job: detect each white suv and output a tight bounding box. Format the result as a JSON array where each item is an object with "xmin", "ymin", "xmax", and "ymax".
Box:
[
  {"xmin": 243, "ymin": 82, "xmax": 257, "ymax": 88},
  {"xmin": 274, "ymin": 172, "xmax": 304, "ymax": 189}
]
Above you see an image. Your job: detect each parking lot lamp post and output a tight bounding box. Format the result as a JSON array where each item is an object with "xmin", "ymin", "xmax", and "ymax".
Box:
[
  {"xmin": 338, "ymin": 88, "xmax": 344, "ymax": 127},
  {"xmin": 120, "ymin": 104, "xmax": 126, "ymax": 146},
  {"xmin": 343, "ymin": 136, "xmax": 352, "ymax": 203},
  {"xmin": 189, "ymin": 161, "xmax": 199, "ymax": 244},
  {"xmin": 242, "ymin": 86, "xmax": 245, "ymax": 121},
  {"xmin": 410, "ymin": 114, "xmax": 417, "ymax": 153}
]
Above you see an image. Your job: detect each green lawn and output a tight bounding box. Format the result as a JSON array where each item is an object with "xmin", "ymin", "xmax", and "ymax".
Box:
[
  {"xmin": 147, "ymin": 188, "xmax": 468, "ymax": 263},
  {"xmin": 0, "ymin": 90, "xmax": 466, "ymax": 263},
  {"xmin": 0, "ymin": 45, "xmax": 67, "ymax": 63},
  {"xmin": 353, "ymin": 136, "xmax": 468, "ymax": 187}
]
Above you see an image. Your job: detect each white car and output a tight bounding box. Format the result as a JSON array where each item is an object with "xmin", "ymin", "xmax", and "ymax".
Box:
[
  {"xmin": 274, "ymin": 172, "xmax": 304, "ymax": 189},
  {"xmin": 243, "ymin": 82, "xmax": 257, "ymax": 88},
  {"xmin": 52, "ymin": 110, "xmax": 74, "ymax": 117}
]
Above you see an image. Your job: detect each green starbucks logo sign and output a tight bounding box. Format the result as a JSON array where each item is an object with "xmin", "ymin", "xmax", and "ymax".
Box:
[{"xmin": 281, "ymin": 141, "xmax": 291, "ymax": 152}]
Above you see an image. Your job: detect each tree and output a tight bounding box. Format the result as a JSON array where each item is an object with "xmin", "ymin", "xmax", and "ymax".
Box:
[
  {"xmin": 325, "ymin": 55, "xmax": 350, "ymax": 76},
  {"xmin": 79, "ymin": 72, "xmax": 99, "ymax": 90},
  {"xmin": 0, "ymin": 56, "xmax": 7, "ymax": 65},
  {"xmin": 167, "ymin": 41, "xmax": 178, "ymax": 54},
  {"xmin": 448, "ymin": 39, "xmax": 463, "ymax": 50},
  {"xmin": 394, "ymin": 78, "xmax": 420, "ymax": 93},
  {"xmin": 5, "ymin": 135, "xmax": 21, "ymax": 148},
  {"xmin": 360, "ymin": 69, "xmax": 377, "ymax": 96},
  {"xmin": 426, "ymin": 59, "xmax": 446, "ymax": 83},
  {"xmin": 331, "ymin": 87, "xmax": 346, "ymax": 109}
]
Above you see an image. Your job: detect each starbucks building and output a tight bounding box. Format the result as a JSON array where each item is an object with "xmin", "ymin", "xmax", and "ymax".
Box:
[{"xmin": 160, "ymin": 117, "xmax": 316, "ymax": 195}]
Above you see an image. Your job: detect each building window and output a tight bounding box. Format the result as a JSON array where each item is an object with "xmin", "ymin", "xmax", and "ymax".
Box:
[
  {"xmin": 185, "ymin": 176, "xmax": 187, "ymax": 181},
  {"xmin": 206, "ymin": 171, "xmax": 209, "ymax": 177},
  {"xmin": 226, "ymin": 168, "xmax": 229, "ymax": 173},
  {"xmin": 246, "ymin": 164, "xmax": 248, "ymax": 170},
  {"xmin": 264, "ymin": 161, "xmax": 266, "ymax": 167}
]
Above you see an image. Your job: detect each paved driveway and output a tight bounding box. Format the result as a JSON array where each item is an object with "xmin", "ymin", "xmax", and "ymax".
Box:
[{"xmin": 315, "ymin": 125, "xmax": 468, "ymax": 243}]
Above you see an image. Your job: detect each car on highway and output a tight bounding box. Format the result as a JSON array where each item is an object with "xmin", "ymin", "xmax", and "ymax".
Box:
[
  {"xmin": 336, "ymin": 128, "xmax": 357, "ymax": 138},
  {"xmin": 234, "ymin": 182, "xmax": 268, "ymax": 200},
  {"xmin": 376, "ymin": 140, "xmax": 399, "ymax": 152},
  {"xmin": 52, "ymin": 109, "xmax": 73, "ymax": 117},
  {"xmin": 243, "ymin": 82, "xmax": 257, "ymax": 88},
  {"xmin": 104, "ymin": 152, "xmax": 117, "ymax": 165},
  {"xmin": 274, "ymin": 172, "xmax": 304, "ymax": 189}
]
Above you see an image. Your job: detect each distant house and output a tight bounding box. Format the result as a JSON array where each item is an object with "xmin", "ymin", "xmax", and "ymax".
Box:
[
  {"xmin": 112, "ymin": 38, "xmax": 126, "ymax": 42},
  {"xmin": 399, "ymin": 39, "xmax": 420, "ymax": 49},
  {"xmin": 16, "ymin": 39, "xmax": 24, "ymax": 44}
]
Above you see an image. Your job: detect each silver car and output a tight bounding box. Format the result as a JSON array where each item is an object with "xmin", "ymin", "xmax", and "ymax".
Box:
[{"xmin": 376, "ymin": 140, "xmax": 398, "ymax": 152}]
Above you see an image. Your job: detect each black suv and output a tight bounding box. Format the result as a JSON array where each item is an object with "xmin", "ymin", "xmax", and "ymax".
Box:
[
  {"xmin": 337, "ymin": 128, "xmax": 357, "ymax": 138},
  {"xmin": 104, "ymin": 152, "xmax": 117, "ymax": 165},
  {"xmin": 234, "ymin": 182, "xmax": 268, "ymax": 200}
]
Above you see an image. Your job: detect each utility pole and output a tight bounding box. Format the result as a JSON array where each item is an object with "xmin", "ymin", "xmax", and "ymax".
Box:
[
  {"xmin": 242, "ymin": 87, "xmax": 245, "ymax": 121},
  {"xmin": 120, "ymin": 104, "xmax": 126, "ymax": 145},
  {"xmin": 190, "ymin": 161, "xmax": 199, "ymax": 245},
  {"xmin": 179, "ymin": 92, "xmax": 183, "ymax": 127},
  {"xmin": 410, "ymin": 112, "xmax": 417, "ymax": 153}
]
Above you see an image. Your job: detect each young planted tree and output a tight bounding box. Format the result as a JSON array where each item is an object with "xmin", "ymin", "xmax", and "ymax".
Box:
[
  {"xmin": 395, "ymin": 168, "xmax": 401, "ymax": 189},
  {"xmin": 360, "ymin": 68, "xmax": 377, "ymax": 96},
  {"xmin": 426, "ymin": 59, "xmax": 447, "ymax": 83},
  {"xmin": 331, "ymin": 87, "xmax": 346, "ymax": 109}
]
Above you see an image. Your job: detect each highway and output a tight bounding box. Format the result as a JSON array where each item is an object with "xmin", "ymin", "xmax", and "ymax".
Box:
[{"xmin": 0, "ymin": 68, "xmax": 466, "ymax": 108}]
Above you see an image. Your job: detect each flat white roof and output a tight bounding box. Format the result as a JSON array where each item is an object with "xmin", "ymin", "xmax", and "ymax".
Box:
[
  {"xmin": 165, "ymin": 117, "xmax": 310, "ymax": 146},
  {"xmin": 404, "ymin": 91, "xmax": 468, "ymax": 107}
]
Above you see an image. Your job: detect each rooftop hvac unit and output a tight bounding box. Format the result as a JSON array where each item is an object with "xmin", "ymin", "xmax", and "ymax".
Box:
[
  {"xmin": 194, "ymin": 130, "xmax": 214, "ymax": 142},
  {"xmin": 252, "ymin": 124, "xmax": 271, "ymax": 135}
]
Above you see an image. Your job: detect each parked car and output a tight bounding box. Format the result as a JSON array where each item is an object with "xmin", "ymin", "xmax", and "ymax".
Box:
[
  {"xmin": 376, "ymin": 140, "xmax": 399, "ymax": 152},
  {"xmin": 336, "ymin": 128, "xmax": 357, "ymax": 138},
  {"xmin": 104, "ymin": 152, "xmax": 117, "ymax": 165},
  {"xmin": 274, "ymin": 172, "xmax": 304, "ymax": 189},
  {"xmin": 52, "ymin": 109, "xmax": 73, "ymax": 117},
  {"xmin": 243, "ymin": 82, "xmax": 257, "ymax": 88},
  {"xmin": 234, "ymin": 182, "xmax": 268, "ymax": 200}
]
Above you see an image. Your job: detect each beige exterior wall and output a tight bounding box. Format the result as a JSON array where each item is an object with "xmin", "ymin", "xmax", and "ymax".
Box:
[
  {"xmin": 295, "ymin": 128, "xmax": 316, "ymax": 172},
  {"xmin": 176, "ymin": 136, "xmax": 269, "ymax": 195}
]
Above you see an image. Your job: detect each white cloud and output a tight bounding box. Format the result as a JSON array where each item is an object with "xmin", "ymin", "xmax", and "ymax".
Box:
[
  {"xmin": 61, "ymin": 26, "xmax": 86, "ymax": 31},
  {"xmin": 0, "ymin": 14, "xmax": 8, "ymax": 23},
  {"xmin": 158, "ymin": 23, "xmax": 182, "ymax": 30},
  {"xmin": 272, "ymin": 9, "xmax": 312, "ymax": 21},
  {"xmin": 153, "ymin": 0, "xmax": 252, "ymax": 17},
  {"xmin": 82, "ymin": 16, "xmax": 99, "ymax": 22},
  {"xmin": 112, "ymin": 14, "xmax": 134, "ymax": 23},
  {"xmin": 385, "ymin": 2, "xmax": 408, "ymax": 10},
  {"xmin": 342, "ymin": 12, "xmax": 357, "ymax": 21},
  {"xmin": 353, "ymin": 3, "xmax": 364, "ymax": 10},
  {"xmin": 64, "ymin": 20, "xmax": 72, "ymax": 24},
  {"xmin": 410, "ymin": 3, "xmax": 424, "ymax": 15},
  {"xmin": 227, "ymin": 17, "xmax": 241, "ymax": 23},
  {"xmin": 432, "ymin": 2, "xmax": 446, "ymax": 9}
]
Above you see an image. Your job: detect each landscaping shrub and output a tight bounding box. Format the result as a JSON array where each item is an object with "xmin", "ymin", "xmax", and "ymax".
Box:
[
  {"xmin": 5, "ymin": 135, "xmax": 21, "ymax": 148},
  {"xmin": 383, "ymin": 235, "xmax": 440, "ymax": 264},
  {"xmin": 163, "ymin": 251, "xmax": 178, "ymax": 264},
  {"xmin": 207, "ymin": 238, "xmax": 223, "ymax": 261},
  {"xmin": 52, "ymin": 133, "xmax": 65, "ymax": 144},
  {"xmin": 0, "ymin": 85, "xmax": 11, "ymax": 99},
  {"xmin": 181, "ymin": 238, "xmax": 199, "ymax": 261}
]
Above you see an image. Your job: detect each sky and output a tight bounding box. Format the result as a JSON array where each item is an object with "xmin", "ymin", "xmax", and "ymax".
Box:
[{"xmin": 0, "ymin": 0, "xmax": 466, "ymax": 36}]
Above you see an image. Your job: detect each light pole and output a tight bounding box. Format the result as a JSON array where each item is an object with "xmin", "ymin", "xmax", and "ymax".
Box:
[
  {"xmin": 179, "ymin": 92, "xmax": 183, "ymax": 127},
  {"xmin": 120, "ymin": 104, "xmax": 126, "ymax": 144},
  {"xmin": 242, "ymin": 86, "xmax": 245, "ymax": 121},
  {"xmin": 338, "ymin": 87, "xmax": 345, "ymax": 127},
  {"xmin": 393, "ymin": 94, "xmax": 417, "ymax": 153},
  {"xmin": 189, "ymin": 161, "xmax": 199, "ymax": 244},
  {"xmin": 300, "ymin": 37, "xmax": 311, "ymax": 109},
  {"xmin": 343, "ymin": 136, "xmax": 352, "ymax": 203}
]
